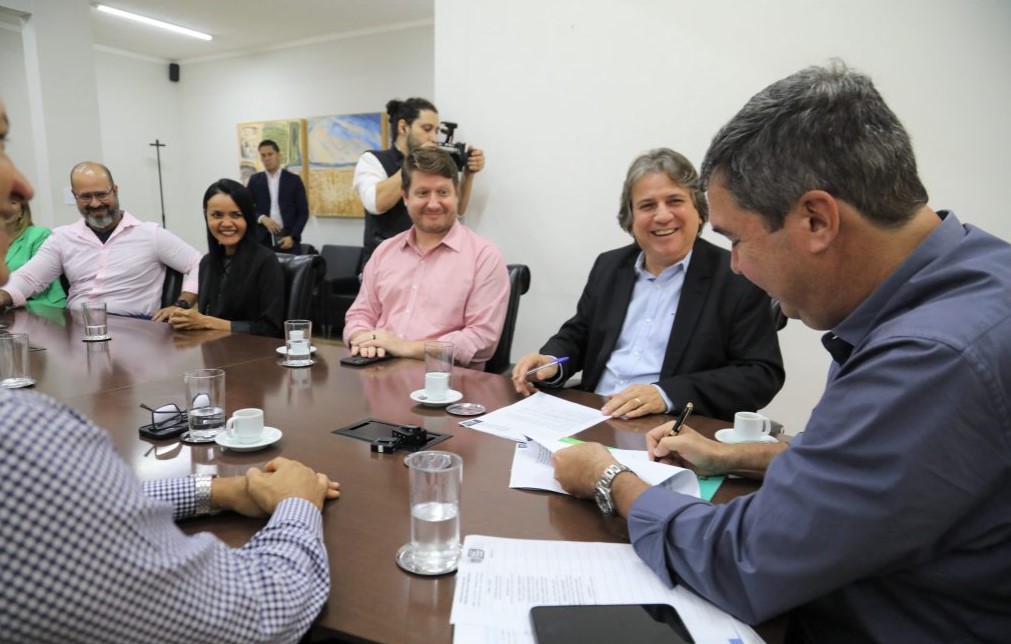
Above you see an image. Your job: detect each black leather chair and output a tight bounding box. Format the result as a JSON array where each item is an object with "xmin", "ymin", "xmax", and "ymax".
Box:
[
  {"xmin": 160, "ymin": 268, "xmax": 184, "ymax": 308},
  {"xmin": 275, "ymin": 253, "xmax": 326, "ymax": 320},
  {"xmin": 316, "ymin": 245, "xmax": 363, "ymax": 338},
  {"xmin": 484, "ymin": 264, "xmax": 531, "ymax": 375}
]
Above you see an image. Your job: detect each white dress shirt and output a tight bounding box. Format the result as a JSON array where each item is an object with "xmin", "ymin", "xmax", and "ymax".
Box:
[
  {"xmin": 3, "ymin": 211, "xmax": 201, "ymax": 316},
  {"xmin": 351, "ymin": 151, "xmax": 388, "ymax": 214},
  {"xmin": 266, "ymin": 168, "xmax": 283, "ymax": 225}
]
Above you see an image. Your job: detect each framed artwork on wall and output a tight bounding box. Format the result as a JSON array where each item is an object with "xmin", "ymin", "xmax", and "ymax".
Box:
[
  {"xmin": 306, "ymin": 112, "xmax": 389, "ymax": 218},
  {"xmin": 236, "ymin": 118, "xmax": 308, "ymax": 185}
]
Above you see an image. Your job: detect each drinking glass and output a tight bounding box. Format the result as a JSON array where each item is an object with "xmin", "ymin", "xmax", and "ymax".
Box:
[
  {"xmin": 82, "ymin": 301, "xmax": 110, "ymax": 341},
  {"xmin": 0, "ymin": 333, "xmax": 33, "ymax": 388},
  {"xmin": 184, "ymin": 368, "xmax": 226, "ymax": 441},
  {"xmin": 423, "ymin": 341, "xmax": 454, "ymax": 401},
  {"xmin": 396, "ymin": 451, "xmax": 463, "ymax": 575},
  {"xmin": 284, "ymin": 319, "xmax": 314, "ymax": 367}
]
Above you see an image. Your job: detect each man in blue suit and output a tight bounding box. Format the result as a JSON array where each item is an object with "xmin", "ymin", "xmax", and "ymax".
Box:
[{"xmin": 248, "ymin": 140, "xmax": 308, "ymax": 254}]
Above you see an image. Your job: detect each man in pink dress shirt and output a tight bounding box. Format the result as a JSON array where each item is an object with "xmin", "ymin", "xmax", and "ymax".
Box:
[
  {"xmin": 0, "ymin": 162, "xmax": 201, "ymax": 318},
  {"xmin": 344, "ymin": 147, "xmax": 509, "ymax": 370}
]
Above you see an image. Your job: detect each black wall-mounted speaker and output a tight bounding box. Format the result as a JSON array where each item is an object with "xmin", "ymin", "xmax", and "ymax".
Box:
[{"xmin": 169, "ymin": 63, "xmax": 180, "ymax": 82}]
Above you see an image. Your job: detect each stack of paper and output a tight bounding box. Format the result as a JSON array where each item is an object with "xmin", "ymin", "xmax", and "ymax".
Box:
[
  {"xmin": 509, "ymin": 440, "xmax": 701, "ymax": 498},
  {"xmin": 459, "ymin": 391, "xmax": 610, "ymax": 443},
  {"xmin": 450, "ymin": 535, "xmax": 764, "ymax": 644}
]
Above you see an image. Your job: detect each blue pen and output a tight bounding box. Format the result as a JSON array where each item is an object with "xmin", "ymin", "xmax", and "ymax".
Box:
[{"xmin": 524, "ymin": 356, "xmax": 569, "ymax": 377}]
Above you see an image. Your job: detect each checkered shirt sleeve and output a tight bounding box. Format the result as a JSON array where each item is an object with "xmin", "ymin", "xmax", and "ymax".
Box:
[{"xmin": 0, "ymin": 390, "xmax": 330, "ymax": 643}]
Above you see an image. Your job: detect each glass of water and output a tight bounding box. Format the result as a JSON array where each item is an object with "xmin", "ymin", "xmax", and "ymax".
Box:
[
  {"xmin": 283, "ymin": 319, "xmax": 314, "ymax": 367},
  {"xmin": 184, "ymin": 368, "xmax": 226, "ymax": 442},
  {"xmin": 0, "ymin": 333, "xmax": 34, "ymax": 389},
  {"xmin": 396, "ymin": 451, "xmax": 463, "ymax": 575},
  {"xmin": 82, "ymin": 301, "xmax": 110, "ymax": 342}
]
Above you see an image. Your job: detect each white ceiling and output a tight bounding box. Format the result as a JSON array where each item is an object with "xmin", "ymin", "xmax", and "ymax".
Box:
[{"xmin": 89, "ymin": 0, "xmax": 434, "ymax": 63}]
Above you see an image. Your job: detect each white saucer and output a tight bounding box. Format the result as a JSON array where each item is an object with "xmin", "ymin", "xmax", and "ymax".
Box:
[
  {"xmin": 278, "ymin": 358, "xmax": 316, "ymax": 368},
  {"xmin": 715, "ymin": 428, "xmax": 778, "ymax": 444},
  {"xmin": 410, "ymin": 389, "xmax": 463, "ymax": 407},
  {"xmin": 275, "ymin": 345, "xmax": 318, "ymax": 356},
  {"xmin": 215, "ymin": 426, "xmax": 283, "ymax": 451}
]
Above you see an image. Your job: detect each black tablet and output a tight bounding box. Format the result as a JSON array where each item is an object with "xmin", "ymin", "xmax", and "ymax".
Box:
[{"xmin": 530, "ymin": 604, "xmax": 694, "ymax": 644}]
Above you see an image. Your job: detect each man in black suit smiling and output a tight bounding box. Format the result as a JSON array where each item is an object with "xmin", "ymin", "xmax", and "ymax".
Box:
[
  {"xmin": 512, "ymin": 148, "xmax": 783, "ymax": 422},
  {"xmin": 248, "ymin": 139, "xmax": 309, "ymax": 254}
]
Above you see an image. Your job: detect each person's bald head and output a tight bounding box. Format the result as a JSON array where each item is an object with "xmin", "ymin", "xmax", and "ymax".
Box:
[
  {"xmin": 70, "ymin": 161, "xmax": 121, "ymax": 231},
  {"xmin": 70, "ymin": 161, "xmax": 115, "ymax": 188}
]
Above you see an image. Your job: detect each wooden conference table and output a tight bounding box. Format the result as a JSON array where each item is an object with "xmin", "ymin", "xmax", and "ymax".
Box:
[{"xmin": 3, "ymin": 306, "xmax": 780, "ymax": 643}]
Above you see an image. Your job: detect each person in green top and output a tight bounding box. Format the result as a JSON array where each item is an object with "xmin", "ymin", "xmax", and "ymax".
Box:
[{"xmin": 3, "ymin": 198, "xmax": 66, "ymax": 308}]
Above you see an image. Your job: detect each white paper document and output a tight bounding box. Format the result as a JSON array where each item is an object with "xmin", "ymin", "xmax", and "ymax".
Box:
[
  {"xmin": 509, "ymin": 441, "xmax": 701, "ymax": 498},
  {"xmin": 459, "ymin": 391, "xmax": 610, "ymax": 443},
  {"xmin": 450, "ymin": 535, "xmax": 763, "ymax": 644}
]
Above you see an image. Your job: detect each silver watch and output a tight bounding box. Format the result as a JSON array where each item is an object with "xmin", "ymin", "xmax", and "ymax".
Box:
[
  {"xmin": 191, "ymin": 473, "xmax": 216, "ymax": 516},
  {"xmin": 593, "ymin": 463, "xmax": 632, "ymax": 517}
]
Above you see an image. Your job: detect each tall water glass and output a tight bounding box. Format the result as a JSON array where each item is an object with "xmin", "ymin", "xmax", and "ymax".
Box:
[
  {"xmin": 284, "ymin": 319, "xmax": 314, "ymax": 367},
  {"xmin": 82, "ymin": 301, "xmax": 109, "ymax": 341},
  {"xmin": 423, "ymin": 341, "xmax": 454, "ymax": 400},
  {"xmin": 0, "ymin": 333, "xmax": 33, "ymax": 388},
  {"xmin": 184, "ymin": 368, "xmax": 226, "ymax": 441},
  {"xmin": 396, "ymin": 451, "xmax": 463, "ymax": 575}
]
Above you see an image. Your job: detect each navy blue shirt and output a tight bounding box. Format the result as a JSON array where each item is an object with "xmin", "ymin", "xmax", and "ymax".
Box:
[{"xmin": 629, "ymin": 212, "xmax": 1011, "ymax": 641}]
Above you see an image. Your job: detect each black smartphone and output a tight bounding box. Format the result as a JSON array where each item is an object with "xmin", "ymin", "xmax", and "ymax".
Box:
[
  {"xmin": 339, "ymin": 354, "xmax": 392, "ymax": 367},
  {"xmin": 530, "ymin": 604, "xmax": 694, "ymax": 644}
]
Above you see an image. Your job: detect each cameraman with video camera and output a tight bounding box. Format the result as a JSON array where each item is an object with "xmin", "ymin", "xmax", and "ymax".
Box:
[{"xmin": 353, "ymin": 97, "xmax": 485, "ymax": 268}]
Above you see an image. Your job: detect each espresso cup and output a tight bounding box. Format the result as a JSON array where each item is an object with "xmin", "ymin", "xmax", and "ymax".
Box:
[
  {"xmin": 225, "ymin": 408, "xmax": 265, "ymax": 444},
  {"xmin": 733, "ymin": 411, "xmax": 772, "ymax": 441},
  {"xmin": 424, "ymin": 371, "xmax": 451, "ymax": 400}
]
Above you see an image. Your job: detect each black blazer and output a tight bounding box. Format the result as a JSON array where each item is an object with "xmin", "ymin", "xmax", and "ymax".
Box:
[
  {"xmin": 197, "ymin": 244, "xmax": 285, "ymax": 338},
  {"xmin": 540, "ymin": 238, "xmax": 784, "ymax": 421},
  {"xmin": 248, "ymin": 168, "xmax": 309, "ymax": 245}
]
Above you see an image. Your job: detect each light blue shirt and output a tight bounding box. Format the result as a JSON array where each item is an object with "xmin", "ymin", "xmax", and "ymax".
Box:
[{"xmin": 594, "ymin": 251, "xmax": 691, "ymax": 411}]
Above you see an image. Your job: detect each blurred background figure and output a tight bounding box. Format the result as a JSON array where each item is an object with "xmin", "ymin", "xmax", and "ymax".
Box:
[{"xmin": 2, "ymin": 198, "xmax": 66, "ymax": 308}]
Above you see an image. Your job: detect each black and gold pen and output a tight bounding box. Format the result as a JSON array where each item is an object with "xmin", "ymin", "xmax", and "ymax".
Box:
[{"xmin": 668, "ymin": 401, "xmax": 694, "ymax": 436}]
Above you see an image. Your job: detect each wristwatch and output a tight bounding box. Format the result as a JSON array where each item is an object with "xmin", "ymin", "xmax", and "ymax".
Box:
[
  {"xmin": 174, "ymin": 299, "xmax": 191, "ymax": 310},
  {"xmin": 594, "ymin": 463, "xmax": 633, "ymax": 517},
  {"xmin": 191, "ymin": 473, "xmax": 217, "ymax": 516}
]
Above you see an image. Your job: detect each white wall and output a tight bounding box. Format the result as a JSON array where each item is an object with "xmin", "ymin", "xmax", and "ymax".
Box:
[
  {"xmin": 0, "ymin": 23, "xmax": 36, "ymax": 208},
  {"xmin": 95, "ymin": 50, "xmax": 184, "ymax": 237},
  {"xmin": 436, "ymin": 0, "xmax": 1011, "ymax": 433}
]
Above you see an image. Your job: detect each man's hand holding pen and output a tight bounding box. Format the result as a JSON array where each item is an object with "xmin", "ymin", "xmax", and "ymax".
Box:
[
  {"xmin": 647, "ymin": 420, "xmax": 730, "ymax": 477},
  {"xmin": 511, "ymin": 354, "xmax": 568, "ymax": 396}
]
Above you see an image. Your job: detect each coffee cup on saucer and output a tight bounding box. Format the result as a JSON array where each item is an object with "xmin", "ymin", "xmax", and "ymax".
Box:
[
  {"xmin": 731, "ymin": 411, "xmax": 772, "ymax": 441},
  {"xmin": 225, "ymin": 408, "xmax": 265, "ymax": 444}
]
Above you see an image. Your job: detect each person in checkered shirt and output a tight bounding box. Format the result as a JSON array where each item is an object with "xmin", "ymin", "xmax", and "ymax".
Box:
[{"xmin": 0, "ymin": 99, "xmax": 340, "ymax": 643}]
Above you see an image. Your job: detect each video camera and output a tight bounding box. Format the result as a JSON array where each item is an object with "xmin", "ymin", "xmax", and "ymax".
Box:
[{"xmin": 437, "ymin": 121, "xmax": 469, "ymax": 171}]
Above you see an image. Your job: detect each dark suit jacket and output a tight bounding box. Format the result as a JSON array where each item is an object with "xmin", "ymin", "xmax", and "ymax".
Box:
[
  {"xmin": 248, "ymin": 168, "xmax": 309, "ymax": 247},
  {"xmin": 197, "ymin": 243, "xmax": 285, "ymax": 338},
  {"xmin": 540, "ymin": 238, "xmax": 784, "ymax": 421}
]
